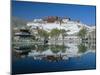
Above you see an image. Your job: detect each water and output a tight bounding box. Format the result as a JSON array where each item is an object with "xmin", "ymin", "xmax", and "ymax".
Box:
[{"xmin": 12, "ymin": 42, "xmax": 96, "ymax": 74}]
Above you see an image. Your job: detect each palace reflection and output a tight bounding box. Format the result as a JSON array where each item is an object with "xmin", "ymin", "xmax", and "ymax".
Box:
[{"xmin": 13, "ymin": 39, "xmax": 96, "ymax": 62}]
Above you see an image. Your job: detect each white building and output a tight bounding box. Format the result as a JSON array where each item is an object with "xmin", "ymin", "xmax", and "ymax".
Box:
[
  {"xmin": 27, "ymin": 18, "xmax": 83, "ymax": 34},
  {"xmin": 27, "ymin": 17, "xmax": 95, "ymax": 43}
]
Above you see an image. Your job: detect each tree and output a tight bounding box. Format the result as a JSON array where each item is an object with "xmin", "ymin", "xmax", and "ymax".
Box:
[
  {"xmin": 60, "ymin": 29, "xmax": 66, "ymax": 44},
  {"xmin": 50, "ymin": 28, "xmax": 60, "ymax": 44},
  {"xmin": 38, "ymin": 29, "xmax": 49, "ymax": 41},
  {"xmin": 78, "ymin": 27, "xmax": 87, "ymax": 39}
]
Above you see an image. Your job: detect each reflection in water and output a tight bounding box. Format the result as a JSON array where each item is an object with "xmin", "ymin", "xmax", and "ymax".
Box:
[
  {"xmin": 12, "ymin": 40, "xmax": 96, "ymax": 74},
  {"xmin": 78, "ymin": 43, "xmax": 87, "ymax": 53},
  {"xmin": 13, "ymin": 40, "xmax": 96, "ymax": 62}
]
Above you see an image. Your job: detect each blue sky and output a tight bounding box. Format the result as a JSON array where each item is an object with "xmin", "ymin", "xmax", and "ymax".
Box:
[{"xmin": 12, "ymin": 1, "xmax": 96, "ymax": 26}]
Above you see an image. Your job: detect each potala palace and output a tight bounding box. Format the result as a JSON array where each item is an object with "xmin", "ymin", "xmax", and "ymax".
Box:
[{"xmin": 26, "ymin": 16, "xmax": 95, "ymax": 43}]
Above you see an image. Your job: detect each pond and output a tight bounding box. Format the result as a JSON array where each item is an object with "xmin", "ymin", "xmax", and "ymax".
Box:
[{"xmin": 12, "ymin": 42, "xmax": 96, "ymax": 74}]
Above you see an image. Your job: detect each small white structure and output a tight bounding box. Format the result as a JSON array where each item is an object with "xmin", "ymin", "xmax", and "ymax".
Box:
[
  {"xmin": 33, "ymin": 19, "xmax": 43, "ymax": 22},
  {"xmin": 42, "ymin": 49, "xmax": 54, "ymax": 56},
  {"xmin": 62, "ymin": 18, "xmax": 69, "ymax": 23}
]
